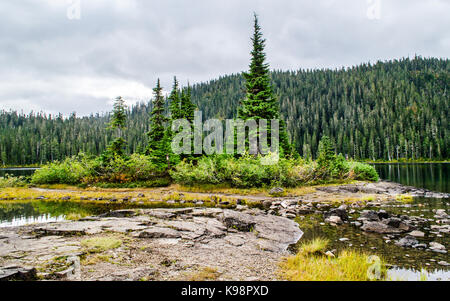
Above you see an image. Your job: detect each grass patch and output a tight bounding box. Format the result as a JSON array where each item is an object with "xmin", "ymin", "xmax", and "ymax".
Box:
[
  {"xmin": 81, "ymin": 254, "xmax": 113, "ymax": 266},
  {"xmin": 188, "ymin": 267, "xmax": 221, "ymax": 281},
  {"xmin": 279, "ymin": 238, "xmax": 386, "ymax": 281},
  {"xmin": 298, "ymin": 238, "xmax": 330, "ymax": 256},
  {"xmin": 81, "ymin": 236, "xmax": 123, "ymax": 253},
  {"xmin": 396, "ymin": 194, "xmax": 414, "ymax": 203}
]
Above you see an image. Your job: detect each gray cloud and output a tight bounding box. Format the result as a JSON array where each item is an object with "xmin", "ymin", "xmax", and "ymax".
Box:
[{"xmin": 0, "ymin": 0, "xmax": 448, "ymax": 116}]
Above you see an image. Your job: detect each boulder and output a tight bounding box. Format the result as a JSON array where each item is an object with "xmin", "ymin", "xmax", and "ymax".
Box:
[
  {"xmin": 325, "ymin": 216, "xmax": 343, "ymax": 225},
  {"xmin": 361, "ymin": 221, "xmax": 407, "ymax": 234},
  {"xmin": 360, "ymin": 210, "xmax": 380, "ymax": 221},
  {"xmin": 262, "ymin": 200, "xmax": 273, "ymax": 210},
  {"xmin": 395, "ymin": 236, "xmax": 419, "ymax": 248},
  {"xmin": 408, "ymin": 230, "xmax": 425, "ymax": 237},
  {"xmin": 324, "ymin": 208, "xmax": 348, "ymax": 222},
  {"xmin": 269, "ymin": 187, "xmax": 284, "ymax": 196},
  {"xmin": 222, "ymin": 211, "xmax": 256, "ymax": 232},
  {"xmin": 429, "ymin": 242, "xmax": 446, "ymax": 253}
]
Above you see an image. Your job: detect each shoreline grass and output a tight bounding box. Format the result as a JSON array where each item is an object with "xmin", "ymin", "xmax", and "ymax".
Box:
[{"xmin": 279, "ymin": 238, "xmax": 387, "ymax": 281}]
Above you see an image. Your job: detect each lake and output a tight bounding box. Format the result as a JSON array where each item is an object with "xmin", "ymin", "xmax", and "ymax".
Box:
[
  {"xmin": 0, "ymin": 168, "xmax": 39, "ymax": 177},
  {"xmin": 373, "ymin": 163, "xmax": 449, "ymax": 193}
]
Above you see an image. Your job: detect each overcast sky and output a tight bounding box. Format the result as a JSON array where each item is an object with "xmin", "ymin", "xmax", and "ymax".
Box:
[{"xmin": 0, "ymin": 0, "xmax": 448, "ymax": 116}]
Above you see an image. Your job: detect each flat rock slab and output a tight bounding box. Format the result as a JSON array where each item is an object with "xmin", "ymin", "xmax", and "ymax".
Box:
[
  {"xmin": 317, "ymin": 181, "xmax": 450, "ymax": 198},
  {"xmin": 0, "ymin": 207, "xmax": 303, "ymax": 281}
]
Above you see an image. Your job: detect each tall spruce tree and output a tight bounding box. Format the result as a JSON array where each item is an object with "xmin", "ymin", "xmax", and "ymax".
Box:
[
  {"xmin": 168, "ymin": 77, "xmax": 182, "ymax": 121},
  {"xmin": 107, "ymin": 96, "xmax": 127, "ymax": 157},
  {"xmin": 147, "ymin": 79, "xmax": 170, "ymax": 167},
  {"xmin": 180, "ymin": 84, "xmax": 196, "ymax": 122},
  {"xmin": 238, "ymin": 14, "xmax": 293, "ymax": 156}
]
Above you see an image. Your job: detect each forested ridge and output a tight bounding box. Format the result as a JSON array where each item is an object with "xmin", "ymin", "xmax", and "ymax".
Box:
[{"xmin": 0, "ymin": 56, "xmax": 448, "ymax": 165}]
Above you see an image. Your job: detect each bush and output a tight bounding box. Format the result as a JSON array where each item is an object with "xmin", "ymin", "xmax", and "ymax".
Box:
[
  {"xmin": 171, "ymin": 154, "xmax": 379, "ymax": 188},
  {"xmin": 172, "ymin": 155, "xmax": 312, "ymax": 188},
  {"xmin": 349, "ymin": 162, "xmax": 379, "ymax": 182},
  {"xmin": 32, "ymin": 153, "xmax": 167, "ymax": 186},
  {"xmin": 31, "ymin": 156, "xmax": 89, "ymax": 185},
  {"xmin": 0, "ymin": 175, "xmax": 29, "ymax": 188}
]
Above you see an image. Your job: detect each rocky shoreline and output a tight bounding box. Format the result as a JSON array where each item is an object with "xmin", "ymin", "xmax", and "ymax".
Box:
[
  {"xmin": 0, "ymin": 207, "xmax": 302, "ymax": 281},
  {"xmin": 0, "ymin": 181, "xmax": 448, "ymax": 281}
]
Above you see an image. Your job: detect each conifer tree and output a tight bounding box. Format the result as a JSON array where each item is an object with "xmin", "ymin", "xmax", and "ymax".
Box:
[
  {"xmin": 168, "ymin": 77, "xmax": 182, "ymax": 121},
  {"xmin": 147, "ymin": 79, "xmax": 170, "ymax": 167},
  {"xmin": 238, "ymin": 13, "xmax": 293, "ymax": 156},
  {"xmin": 107, "ymin": 96, "xmax": 127, "ymax": 157},
  {"xmin": 180, "ymin": 84, "xmax": 196, "ymax": 122}
]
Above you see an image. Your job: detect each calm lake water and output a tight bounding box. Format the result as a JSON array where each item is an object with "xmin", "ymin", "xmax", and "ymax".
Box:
[
  {"xmin": 373, "ymin": 163, "xmax": 449, "ymax": 193},
  {"xmin": 0, "ymin": 168, "xmax": 38, "ymax": 177}
]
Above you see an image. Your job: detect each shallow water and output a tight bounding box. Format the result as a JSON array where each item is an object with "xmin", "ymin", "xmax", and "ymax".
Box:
[
  {"xmin": 0, "ymin": 168, "xmax": 38, "ymax": 177},
  {"xmin": 0, "ymin": 201, "xmax": 132, "ymax": 228},
  {"xmin": 373, "ymin": 163, "xmax": 449, "ymax": 193}
]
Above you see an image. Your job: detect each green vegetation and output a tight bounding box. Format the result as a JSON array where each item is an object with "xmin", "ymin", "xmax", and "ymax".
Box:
[
  {"xmin": 170, "ymin": 148, "xmax": 377, "ymax": 188},
  {"xmin": 279, "ymin": 238, "xmax": 387, "ymax": 281},
  {"xmin": 31, "ymin": 153, "xmax": 164, "ymax": 186},
  {"xmin": 237, "ymin": 14, "xmax": 293, "ymax": 156},
  {"xmin": 81, "ymin": 236, "xmax": 123, "ymax": 253},
  {"xmin": 188, "ymin": 267, "xmax": 221, "ymax": 281},
  {"xmin": 0, "ymin": 175, "xmax": 29, "ymax": 188}
]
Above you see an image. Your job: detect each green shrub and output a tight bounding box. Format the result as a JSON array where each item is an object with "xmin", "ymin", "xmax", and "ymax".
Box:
[
  {"xmin": 171, "ymin": 154, "xmax": 379, "ymax": 188},
  {"xmin": 349, "ymin": 162, "xmax": 379, "ymax": 182},
  {"xmin": 0, "ymin": 175, "xmax": 29, "ymax": 188},
  {"xmin": 32, "ymin": 153, "xmax": 166, "ymax": 186},
  {"xmin": 172, "ymin": 155, "xmax": 310, "ymax": 188},
  {"xmin": 31, "ymin": 156, "xmax": 89, "ymax": 185}
]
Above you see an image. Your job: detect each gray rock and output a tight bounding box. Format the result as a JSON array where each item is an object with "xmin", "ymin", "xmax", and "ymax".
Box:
[
  {"xmin": 325, "ymin": 216, "xmax": 343, "ymax": 225},
  {"xmin": 0, "ymin": 266, "xmax": 38, "ymax": 281},
  {"xmin": 262, "ymin": 200, "xmax": 273, "ymax": 210},
  {"xmin": 136, "ymin": 227, "xmax": 182, "ymax": 239},
  {"xmin": 360, "ymin": 210, "xmax": 380, "ymax": 221},
  {"xmin": 222, "ymin": 211, "xmax": 256, "ymax": 232},
  {"xmin": 361, "ymin": 221, "xmax": 408, "ymax": 234},
  {"xmin": 429, "ymin": 242, "xmax": 446, "ymax": 253},
  {"xmin": 269, "ymin": 187, "xmax": 284, "ymax": 196},
  {"xmin": 408, "ymin": 230, "xmax": 425, "ymax": 237},
  {"xmin": 395, "ymin": 236, "xmax": 419, "ymax": 248},
  {"xmin": 324, "ymin": 208, "xmax": 348, "ymax": 222}
]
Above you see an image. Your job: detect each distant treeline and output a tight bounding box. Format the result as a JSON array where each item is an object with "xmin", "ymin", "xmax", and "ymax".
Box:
[{"xmin": 0, "ymin": 56, "xmax": 448, "ymax": 165}]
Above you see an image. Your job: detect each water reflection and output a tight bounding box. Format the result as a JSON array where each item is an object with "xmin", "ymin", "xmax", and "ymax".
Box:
[
  {"xmin": 374, "ymin": 163, "xmax": 449, "ymax": 193},
  {"xmin": 388, "ymin": 268, "xmax": 449, "ymax": 281},
  {"xmin": 0, "ymin": 214, "xmax": 66, "ymax": 228},
  {"xmin": 0, "ymin": 168, "xmax": 38, "ymax": 177}
]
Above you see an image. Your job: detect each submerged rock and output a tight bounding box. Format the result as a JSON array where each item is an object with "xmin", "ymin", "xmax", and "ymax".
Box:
[
  {"xmin": 395, "ymin": 236, "xmax": 419, "ymax": 248},
  {"xmin": 324, "ymin": 208, "xmax": 348, "ymax": 222},
  {"xmin": 408, "ymin": 230, "xmax": 425, "ymax": 238},
  {"xmin": 429, "ymin": 242, "xmax": 447, "ymax": 253},
  {"xmin": 325, "ymin": 215, "xmax": 343, "ymax": 225}
]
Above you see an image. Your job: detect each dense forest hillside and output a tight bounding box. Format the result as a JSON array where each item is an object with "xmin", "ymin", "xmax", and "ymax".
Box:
[{"xmin": 0, "ymin": 57, "xmax": 448, "ymax": 165}]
